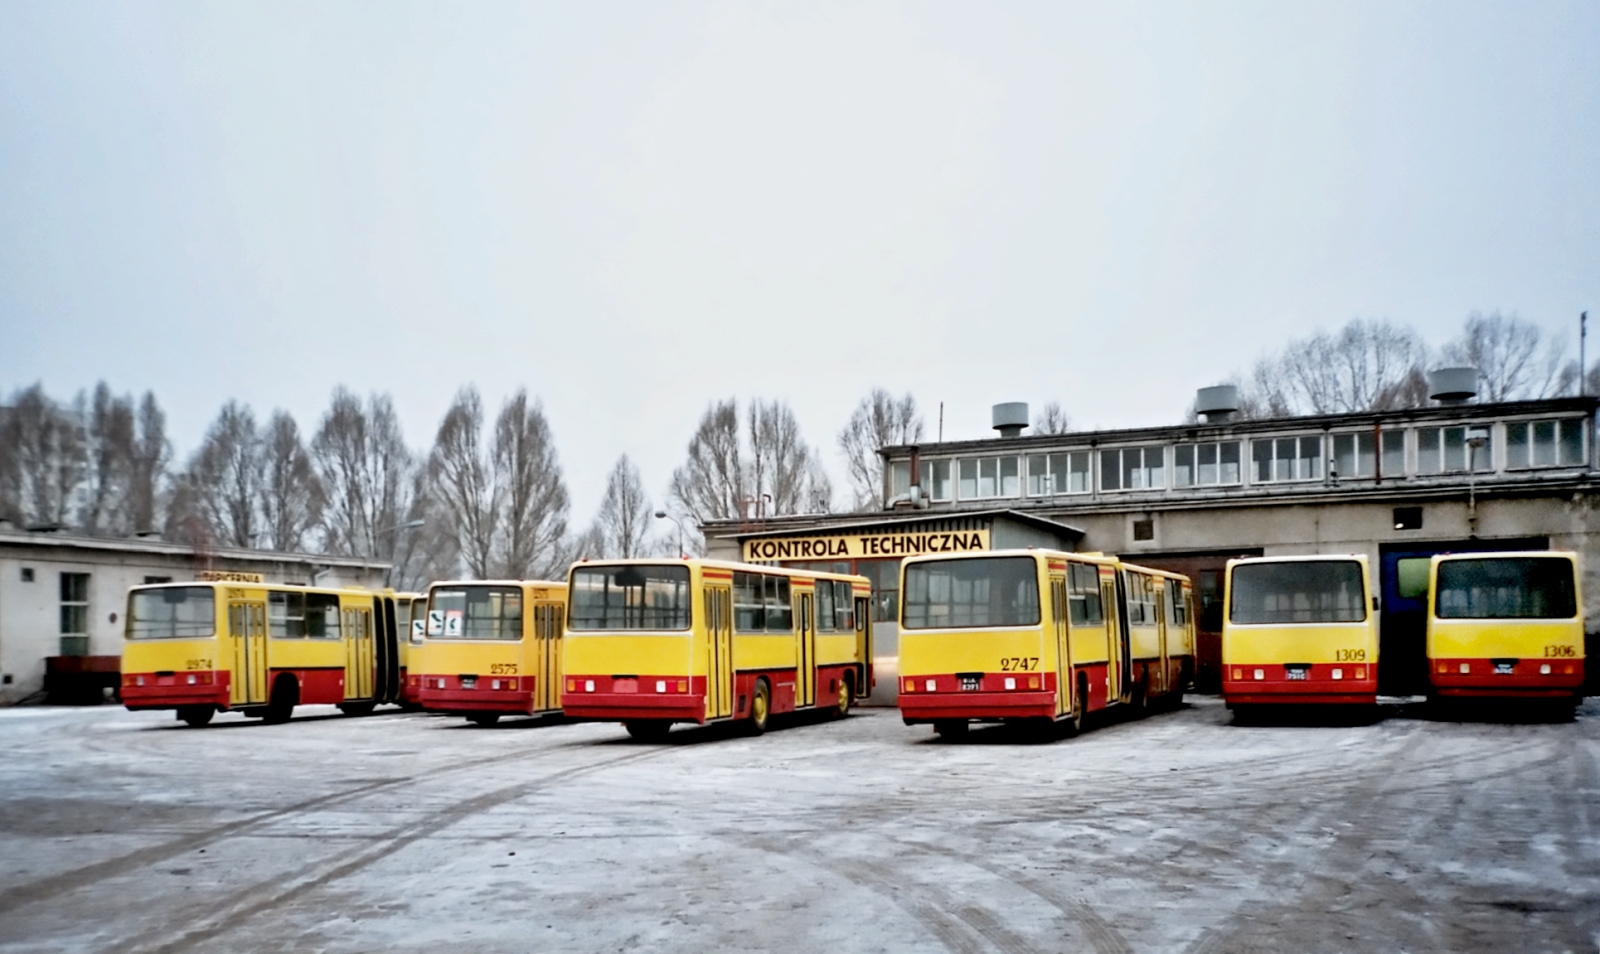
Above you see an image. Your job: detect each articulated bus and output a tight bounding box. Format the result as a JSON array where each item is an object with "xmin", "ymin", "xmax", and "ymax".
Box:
[
  {"xmin": 1222, "ymin": 555, "xmax": 1379, "ymax": 714},
  {"xmin": 412, "ymin": 581, "xmax": 567, "ymax": 726},
  {"xmin": 391, "ymin": 591, "xmax": 425, "ymax": 708},
  {"xmin": 1427, "ymin": 551, "xmax": 1585, "ymax": 715},
  {"xmin": 560, "ymin": 559, "xmax": 872, "ymax": 740},
  {"xmin": 121, "ymin": 576, "xmax": 406, "ymax": 726},
  {"xmin": 897, "ymin": 550, "xmax": 1195, "ymax": 739}
]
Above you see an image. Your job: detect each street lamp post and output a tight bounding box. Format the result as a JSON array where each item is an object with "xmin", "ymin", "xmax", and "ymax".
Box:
[
  {"xmin": 654, "ymin": 511, "xmax": 687, "ymax": 558},
  {"xmin": 1466, "ymin": 429, "xmax": 1489, "ymax": 538},
  {"xmin": 378, "ymin": 519, "xmax": 426, "ymax": 587}
]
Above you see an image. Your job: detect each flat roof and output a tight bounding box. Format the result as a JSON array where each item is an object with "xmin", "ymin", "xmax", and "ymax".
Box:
[
  {"xmin": 0, "ymin": 529, "xmax": 389, "ymax": 570},
  {"xmin": 701, "ymin": 508, "xmax": 1085, "ymax": 542}
]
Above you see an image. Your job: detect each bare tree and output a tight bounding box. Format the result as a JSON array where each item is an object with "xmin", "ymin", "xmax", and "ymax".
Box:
[
  {"xmin": 493, "ymin": 390, "xmax": 569, "ymax": 579},
  {"xmin": 1441, "ymin": 311, "xmax": 1563, "ymax": 402},
  {"xmin": 127, "ymin": 392, "xmax": 169, "ymax": 534},
  {"xmin": 311, "ymin": 388, "xmax": 415, "ymax": 563},
  {"xmin": 594, "ymin": 454, "xmax": 653, "ymax": 558},
  {"xmin": 0, "ymin": 384, "xmax": 87, "ymax": 527},
  {"xmin": 837, "ymin": 389, "xmax": 922, "ymax": 510},
  {"xmin": 78, "ymin": 382, "xmax": 135, "ymax": 535},
  {"xmin": 1229, "ymin": 318, "xmax": 1430, "ymax": 418},
  {"xmin": 428, "ymin": 387, "xmax": 498, "ymax": 578},
  {"xmin": 258, "ymin": 411, "xmax": 322, "ymax": 552},
  {"xmin": 670, "ymin": 397, "xmax": 831, "ymax": 549},
  {"xmin": 1033, "ymin": 402, "xmax": 1071, "ymax": 436},
  {"xmin": 184, "ymin": 401, "xmax": 262, "ymax": 548}
]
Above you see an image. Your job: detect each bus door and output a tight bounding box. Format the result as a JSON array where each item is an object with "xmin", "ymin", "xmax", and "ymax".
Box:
[
  {"xmin": 856, "ymin": 596, "xmax": 872, "ymax": 692},
  {"xmin": 228, "ymin": 600, "xmax": 268, "ymax": 707},
  {"xmin": 1113, "ymin": 572, "xmax": 1133, "ymax": 701},
  {"xmin": 1101, "ymin": 572, "xmax": 1124, "ymax": 702},
  {"xmin": 1153, "ymin": 582, "xmax": 1170, "ymax": 695},
  {"xmin": 798, "ymin": 592, "xmax": 816, "ymax": 708},
  {"xmin": 1050, "ymin": 577, "xmax": 1070, "ymax": 716},
  {"xmin": 535, "ymin": 602, "xmax": 562, "ymax": 712},
  {"xmin": 344, "ymin": 604, "xmax": 375, "ymax": 700},
  {"xmin": 705, "ymin": 587, "xmax": 734, "ymax": 719}
]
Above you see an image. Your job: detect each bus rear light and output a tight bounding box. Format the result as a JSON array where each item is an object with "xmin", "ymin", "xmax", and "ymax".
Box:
[
  {"xmin": 903, "ymin": 679, "xmax": 914, "ymax": 692},
  {"xmin": 491, "ymin": 680, "xmax": 501, "ymax": 690},
  {"xmin": 1231, "ymin": 669, "xmax": 1241, "ymax": 680},
  {"xmin": 436, "ymin": 678, "xmax": 447, "ymax": 689},
  {"xmin": 1355, "ymin": 668, "xmax": 1366, "ymax": 680},
  {"xmin": 1459, "ymin": 663, "xmax": 1471, "ymax": 674},
  {"xmin": 677, "ymin": 680, "xmax": 688, "ymax": 693},
  {"xmin": 566, "ymin": 679, "xmax": 575, "ymax": 692},
  {"xmin": 1331, "ymin": 669, "xmax": 1343, "ymax": 680},
  {"xmin": 1004, "ymin": 677, "xmax": 1016, "ymax": 690},
  {"xmin": 926, "ymin": 679, "xmax": 937, "ymax": 692},
  {"xmin": 584, "ymin": 680, "xmax": 595, "ymax": 692},
  {"xmin": 1540, "ymin": 664, "xmax": 1552, "ymax": 675},
  {"xmin": 136, "ymin": 676, "xmax": 146, "ymax": 687},
  {"xmin": 506, "ymin": 679, "xmax": 517, "ymax": 691},
  {"xmin": 1028, "ymin": 675, "xmax": 1040, "ymax": 690},
  {"xmin": 1438, "ymin": 664, "xmax": 1449, "ymax": 674},
  {"xmin": 1253, "ymin": 669, "xmax": 1265, "ymax": 680}
]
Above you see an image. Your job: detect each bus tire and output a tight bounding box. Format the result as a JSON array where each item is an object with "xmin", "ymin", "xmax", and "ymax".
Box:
[
  {"xmin": 625, "ymin": 720, "xmax": 671, "ymax": 741},
  {"xmin": 263, "ymin": 677, "xmax": 297, "ymax": 725},
  {"xmin": 933, "ymin": 719, "xmax": 967, "ymax": 740},
  {"xmin": 1130, "ymin": 673, "xmax": 1149, "ymax": 717},
  {"xmin": 834, "ymin": 675, "xmax": 852, "ymax": 719},
  {"xmin": 468, "ymin": 713, "xmax": 501, "ymax": 727},
  {"xmin": 1061, "ymin": 675, "xmax": 1087, "ymax": 738},
  {"xmin": 338, "ymin": 701, "xmax": 376, "ymax": 717},
  {"xmin": 178, "ymin": 705, "xmax": 214, "ymax": 728},
  {"xmin": 748, "ymin": 679, "xmax": 771, "ymax": 736}
]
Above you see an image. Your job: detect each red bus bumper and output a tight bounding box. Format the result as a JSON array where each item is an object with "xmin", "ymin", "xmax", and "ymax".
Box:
[
  {"xmin": 899, "ymin": 689, "xmax": 1056, "ymax": 722},
  {"xmin": 561, "ymin": 675, "xmax": 704, "ymax": 723},
  {"xmin": 416, "ymin": 674, "xmax": 536, "ymax": 714},
  {"xmin": 1429, "ymin": 657, "xmax": 1584, "ymax": 698},
  {"xmin": 1223, "ymin": 664, "xmax": 1377, "ymax": 706},
  {"xmin": 121, "ymin": 671, "xmax": 229, "ymax": 710}
]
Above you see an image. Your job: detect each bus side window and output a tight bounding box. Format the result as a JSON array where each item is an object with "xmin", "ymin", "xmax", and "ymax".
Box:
[{"xmin": 816, "ymin": 580, "xmax": 835, "ymax": 632}]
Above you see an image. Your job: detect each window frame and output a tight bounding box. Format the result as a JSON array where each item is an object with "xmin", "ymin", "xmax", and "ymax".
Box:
[
  {"xmin": 1504, "ymin": 418, "xmax": 1586, "ymax": 470},
  {"xmin": 1250, "ymin": 434, "xmax": 1323, "ymax": 483},
  {"xmin": 59, "ymin": 572, "xmax": 90, "ymax": 636},
  {"xmin": 1099, "ymin": 445, "xmax": 1166, "ymax": 493},
  {"xmin": 1173, "ymin": 440, "xmax": 1242, "ymax": 488}
]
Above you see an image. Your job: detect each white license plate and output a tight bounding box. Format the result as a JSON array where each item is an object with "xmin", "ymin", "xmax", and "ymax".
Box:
[
  {"xmin": 460, "ymin": 677, "xmax": 477, "ymax": 689},
  {"xmin": 1494, "ymin": 663, "xmax": 1514, "ymax": 675},
  {"xmin": 1286, "ymin": 669, "xmax": 1308, "ymax": 680},
  {"xmin": 960, "ymin": 677, "xmax": 981, "ymax": 691}
]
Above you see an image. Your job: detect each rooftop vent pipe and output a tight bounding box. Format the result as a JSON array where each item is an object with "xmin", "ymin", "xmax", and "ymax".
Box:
[
  {"xmin": 1195, "ymin": 385, "xmax": 1239, "ymax": 424},
  {"xmin": 1428, "ymin": 367, "xmax": 1478, "ymax": 406},
  {"xmin": 992, "ymin": 402, "xmax": 1029, "ymax": 438}
]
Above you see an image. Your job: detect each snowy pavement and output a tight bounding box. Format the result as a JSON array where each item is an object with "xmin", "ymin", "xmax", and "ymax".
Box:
[{"xmin": 0, "ymin": 696, "xmax": 1596, "ymax": 953}]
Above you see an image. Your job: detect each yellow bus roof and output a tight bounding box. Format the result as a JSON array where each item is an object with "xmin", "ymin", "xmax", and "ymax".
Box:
[{"xmin": 568, "ymin": 557, "xmax": 868, "ymax": 583}]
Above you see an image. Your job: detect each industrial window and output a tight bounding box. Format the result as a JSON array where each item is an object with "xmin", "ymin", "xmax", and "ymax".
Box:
[
  {"xmin": 1066, "ymin": 562, "xmax": 1103, "ymax": 625},
  {"xmin": 918, "ymin": 460, "xmax": 952, "ymax": 501},
  {"xmin": 1132, "ymin": 519, "xmax": 1154, "ymax": 541},
  {"xmin": 1026, "ymin": 451, "xmax": 1091, "ymax": 496},
  {"xmin": 1173, "ymin": 441, "xmax": 1241, "ymax": 487},
  {"xmin": 1381, "ymin": 431, "xmax": 1406, "ymax": 477},
  {"xmin": 889, "ymin": 460, "xmax": 911, "ymax": 499},
  {"xmin": 1251, "ymin": 435, "xmax": 1322, "ymax": 482},
  {"xmin": 1504, "ymin": 419, "xmax": 1584, "ymax": 469},
  {"xmin": 957, "ymin": 457, "xmax": 1021, "ymax": 499},
  {"xmin": 1100, "ymin": 446, "xmax": 1165, "ymax": 492},
  {"xmin": 59, "ymin": 573, "xmax": 90, "ymax": 635},
  {"xmin": 1416, "ymin": 426, "xmax": 1492, "ymax": 474},
  {"xmin": 1331, "ymin": 433, "xmax": 1376, "ymax": 479}
]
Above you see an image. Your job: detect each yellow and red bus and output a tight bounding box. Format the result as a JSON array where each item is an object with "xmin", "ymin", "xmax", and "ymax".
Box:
[
  {"xmin": 1427, "ymin": 551, "xmax": 1585, "ymax": 713},
  {"xmin": 391, "ymin": 591, "xmax": 425, "ymax": 708},
  {"xmin": 897, "ymin": 550, "xmax": 1195, "ymax": 739},
  {"xmin": 121, "ymin": 577, "xmax": 404, "ymax": 726},
  {"xmin": 411, "ymin": 580, "xmax": 567, "ymax": 726},
  {"xmin": 560, "ymin": 559, "xmax": 872, "ymax": 740},
  {"xmin": 1221, "ymin": 554, "xmax": 1378, "ymax": 714}
]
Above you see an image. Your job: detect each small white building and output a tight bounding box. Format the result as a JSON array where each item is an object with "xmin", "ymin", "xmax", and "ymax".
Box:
[{"xmin": 0, "ymin": 527, "xmax": 388, "ymax": 705}]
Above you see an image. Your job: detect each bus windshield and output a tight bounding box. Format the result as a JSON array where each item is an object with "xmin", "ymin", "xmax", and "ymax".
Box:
[
  {"xmin": 1436, "ymin": 557, "xmax": 1577, "ymax": 619},
  {"xmin": 429, "ymin": 586, "xmax": 523, "ymax": 640},
  {"xmin": 1230, "ymin": 561, "xmax": 1367, "ymax": 625},
  {"xmin": 569, "ymin": 565, "xmax": 691, "ymax": 631},
  {"xmin": 902, "ymin": 557, "xmax": 1040, "ymax": 629},
  {"xmin": 128, "ymin": 587, "xmax": 216, "ymax": 639}
]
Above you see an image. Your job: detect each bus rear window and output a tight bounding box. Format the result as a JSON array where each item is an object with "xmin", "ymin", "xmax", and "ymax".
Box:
[
  {"xmin": 1230, "ymin": 561, "xmax": 1367, "ymax": 624},
  {"xmin": 128, "ymin": 587, "xmax": 215, "ymax": 639},
  {"xmin": 429, "ymin": 586, "xmax": 523, "ymax": 639},
  {"xmin": 569, "ymin": 565, "xmax": 690, "ymax": 631},
  {"xmin": 902, "ymin": 557, "xmax": 1040, "ymax": 629},
  {"xmin": 1436, "ymin": 558, "xmax": 1577, "ymax": 619}
]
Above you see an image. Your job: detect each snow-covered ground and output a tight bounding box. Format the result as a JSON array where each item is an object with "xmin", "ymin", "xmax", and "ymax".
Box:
[{"xmin": 0, "ymin": 696, "xmax": 1595, "ymax": 953}]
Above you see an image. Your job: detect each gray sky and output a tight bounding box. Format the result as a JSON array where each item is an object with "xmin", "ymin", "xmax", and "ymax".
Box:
[{"xmin": 4, "ymin": 1, "xmax": 1598, "ymax": 523}]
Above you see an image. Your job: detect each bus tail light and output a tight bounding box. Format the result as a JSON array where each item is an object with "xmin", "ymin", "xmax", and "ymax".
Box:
[
  {"xmin": 655, "ymin": 680, "xmax": 667, "ymax": 693},
  {"xmin": 585, "ymin": 680, "xmax": 595, "ymax": 692},
  {"xmin": 566, "ymin": 679, "xmax": 575, "ymax": 692},
  {"xmin": 1231, "ymin": 669, "xmax": 1241, "ymax": 681},
  {"xmin": 903, "ymin": 678, "xmax": 915, "ymax": 693},
  {"xmin": 1459, "ymin": 663, "xmax": 1471, "ymax": 674},
  {"xmin": 677, "ymin": 680, "xmax": 688, "ymax": 693},
  {"xmin": 1004, "ymin": 677, "xmax": 1016, "ymax": 690},
  {"xmin": 506, "ymin": 679, "xmax": 517, "ymax": 691},
  {"xmin": 1028, "ymin": 675, "xmax": 1040, "ymax": 690},
  {"xmin": 1540, "ymin": 664, "xmax": 1552, "ymax": 675},
  {"xmin": 1253, "ymin": 669, "xmax": 1265, "ymax": 680},
  {"xmin": 1331, "ymin": 669, "xmax": 1343, "ymax": 680},
  {"xmin": 926, "ymin": 679, "xmax": 937, "ymax": 692},
  {"xmin": 1355, "ymin": 667, "xmax": 1366, "ymax": 680}
]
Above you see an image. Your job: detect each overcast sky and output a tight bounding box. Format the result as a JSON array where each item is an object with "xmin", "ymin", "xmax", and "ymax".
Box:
[{"xmin": 3, "ymin": 1, "xmax": 1598, "ymax": 523}]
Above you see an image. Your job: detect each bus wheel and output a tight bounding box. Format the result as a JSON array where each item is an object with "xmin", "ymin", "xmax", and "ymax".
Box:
[
  {"xmin": 338, "ymin": 701, "xmax": 376, "ymax": 717},
  {"xmin": 834, "ymin": 677, "xmax": 852, "ymax": 719},
  {"xmin": 469, "ymin": 713, "xmax": 501, "ymax": 727},
  {"xmin": 1130, "ymin": 676, "xmax": 1149, "ymax": 717},
  {"xmin": 933, "ymin": 720, "xmax": 967, "ymax": 740},
  {"xmin": 263, "ymin": 677, "xmax": 297, "ymax": 725},
  {"xmin": 178, "ymin": 706, "xmax": 214, "ymax": 728},
  {"xmin": 625, "ymin": 720, "xmax": 671, "ymax": 741},
  {"xmin": 1061, "ymin": 677, "xmax": 1087, "ymax": 738},
  {"xmin": 748, "ymin": 679, "xmax": 771, "ymax": 736}
]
